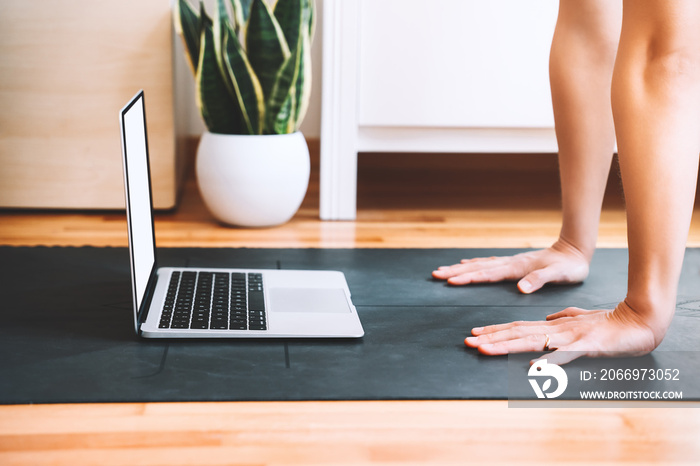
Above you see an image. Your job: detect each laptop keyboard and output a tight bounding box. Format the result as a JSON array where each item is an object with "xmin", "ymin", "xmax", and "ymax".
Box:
[{"xmin": 159, "ymin": 271, "xmax": 267, "ymax": 331}]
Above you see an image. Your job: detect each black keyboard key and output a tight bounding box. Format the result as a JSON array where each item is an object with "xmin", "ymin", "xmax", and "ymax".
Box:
[{"xmin": 248, "ymin": 291, "xmax": 265, "ymax": 311}]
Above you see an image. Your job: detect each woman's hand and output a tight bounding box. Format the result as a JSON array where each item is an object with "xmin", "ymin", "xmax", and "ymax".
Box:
[
  {"xmin": 432, "ymin": 239, "xmax": 591, "ymax": 294},
  {"xmin": 464, "ymin": 301, "xmax": 661, "ymax": 365}
]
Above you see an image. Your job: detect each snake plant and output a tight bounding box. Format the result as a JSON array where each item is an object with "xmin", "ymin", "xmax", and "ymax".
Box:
[{"xmin": 174, "ymin": 0, "xmax": 314, "ymax": 135}]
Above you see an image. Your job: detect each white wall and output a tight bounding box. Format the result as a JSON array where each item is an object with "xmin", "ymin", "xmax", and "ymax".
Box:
[{"xmin": 172, "ymin": 0, "xmax": 324, "ymax": 139}]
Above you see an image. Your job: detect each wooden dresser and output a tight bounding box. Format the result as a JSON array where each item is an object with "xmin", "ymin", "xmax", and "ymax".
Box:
[{"xmin": 0, "ymin": 0, "xmax": 182, "ymax": 210}]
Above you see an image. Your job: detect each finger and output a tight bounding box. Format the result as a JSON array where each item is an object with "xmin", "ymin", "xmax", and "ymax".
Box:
[
  {"xmin": 517, "ymin": 265, "xmax": 561, "ymax": 294},
  {"xmin": 433, "ymin": 257, "xmax": 511, "ymax": 280},
  {"xmin": 471, "ymin": 319, "xmax": 555, "ymax": 336},
  {"xmin": 432, "ymin": 262, "xmax": 479, "ymax": 279},
  {"xmin": 469, "ymin": 333, "xmax": 552, "ymax": 355},
  {"xmin": 460, "ymin": 255, "xmax": 505, "ymax": 264},
  {"xmin": 431, "ymin": 268, "xmax": 452, "ymax": 280},
  {"xmin": 545, "ymin": 307, "xmax": 605, "ymax": 321},
  {"xmin": 446, "ymin": 264, "xmax": 522, "ymax": 286},
  {"xmin": 546, "ymin": 307, "xmax": 580, "ymax": 320},
  {"xmin": 468, "ymin": 321, "xmax": 575, "ymax": 351},
  {"xmin": 436, "ymin": 254, "xmax": 534, "ymax": 283},
  {"xmin": 467, "ymin": 324, "xmax": 552, "ymax": 346}
]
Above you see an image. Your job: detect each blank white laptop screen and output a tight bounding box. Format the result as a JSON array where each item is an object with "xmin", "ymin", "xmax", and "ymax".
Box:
[{"xmin": 120, "ymin": 93, "xmax": 156, "ymax": 314}]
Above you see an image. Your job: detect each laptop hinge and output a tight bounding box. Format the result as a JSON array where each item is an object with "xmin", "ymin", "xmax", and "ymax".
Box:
[{"xmin": 137, "ymin": 265, "xmax": 159, "ymax": 335}]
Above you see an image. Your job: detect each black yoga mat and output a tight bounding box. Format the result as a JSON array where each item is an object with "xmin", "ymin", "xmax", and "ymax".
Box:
[{"xmin": 1, "ymin": 246, "xmax": 699, "ymax": 404}]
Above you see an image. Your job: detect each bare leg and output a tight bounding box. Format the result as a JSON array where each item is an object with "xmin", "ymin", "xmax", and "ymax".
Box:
[
  {"xmin": 466, "ymin": 0, "xmax": 700, "ymax": 363},
  {"xmin": 551, "ymin": 0, "xmax": 621, "ymax": 260},
  {"xmin": 433, "ymin": 0, "xmax": 622, "ymax": 293},
  {"xmin": 612, "ymin": 0, "xmax": 700, "ymax": 341}
]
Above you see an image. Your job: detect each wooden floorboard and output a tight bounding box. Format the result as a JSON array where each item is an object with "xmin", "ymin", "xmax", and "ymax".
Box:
[
  {"xmin": 0, "ymin": 148, "xmax": 629, "ymax": 248},
  {"xmin": 2, "ymin": 142, "xmax": 700, "ymax": 465}
]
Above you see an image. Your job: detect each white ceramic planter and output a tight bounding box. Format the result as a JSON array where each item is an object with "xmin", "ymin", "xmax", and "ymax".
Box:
[{"xmin": 196, "ymin": 131, "xmax": 310, "ymax": 227}]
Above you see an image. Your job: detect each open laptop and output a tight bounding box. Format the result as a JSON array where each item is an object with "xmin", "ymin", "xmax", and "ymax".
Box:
[{"xmin": 119, "ymin": 90, "xmax": 364, "ymax": 338}]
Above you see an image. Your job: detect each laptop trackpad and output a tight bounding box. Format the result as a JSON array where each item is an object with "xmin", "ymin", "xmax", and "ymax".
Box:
[{"xmin": 268, "ymin": 288, "xmax": 351, "ymax": 314}]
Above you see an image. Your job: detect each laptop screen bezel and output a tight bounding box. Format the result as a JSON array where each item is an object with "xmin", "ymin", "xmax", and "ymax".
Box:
[{"xmin": 119, "ymin": 90, "xmax": 159, "ymax": 335}]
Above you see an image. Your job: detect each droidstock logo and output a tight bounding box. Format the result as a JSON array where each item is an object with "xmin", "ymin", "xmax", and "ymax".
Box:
[{"xmin": 528, "ymin": 359, "xmax": 568, "ymax": 399}]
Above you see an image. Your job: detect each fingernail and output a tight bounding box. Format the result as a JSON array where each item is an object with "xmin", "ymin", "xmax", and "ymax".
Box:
[
  {"xmin": 472, "ymin": 327, "xmax": 483, "ymax": 334},
  {"xmin": 465, "ymin": 337, "xmax": 478, "ymax": 346},
  {"xmin": 519, "ymin": 280, "xmax": 533, "ymax": 293}
]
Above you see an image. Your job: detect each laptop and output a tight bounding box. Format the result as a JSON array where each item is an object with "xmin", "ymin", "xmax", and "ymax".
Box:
[{"xmin": 119, "ymin": 90, "xmax": 364, "ymax": 338}]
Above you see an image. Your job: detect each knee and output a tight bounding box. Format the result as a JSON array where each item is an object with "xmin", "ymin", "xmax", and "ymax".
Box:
[{"xmin": 643, "ymin": 42, "xmax": 700, "ymax": 88}]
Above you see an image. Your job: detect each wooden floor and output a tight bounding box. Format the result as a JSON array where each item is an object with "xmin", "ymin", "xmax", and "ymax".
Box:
[{"xmin": 2, "ymin": 144, "xmax": 700, "ymax": 465}]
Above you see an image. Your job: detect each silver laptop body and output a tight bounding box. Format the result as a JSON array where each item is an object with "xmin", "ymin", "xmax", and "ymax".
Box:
[{"xmin": 119, "ymin": 90, "xmax": 364, "ymax": 339}]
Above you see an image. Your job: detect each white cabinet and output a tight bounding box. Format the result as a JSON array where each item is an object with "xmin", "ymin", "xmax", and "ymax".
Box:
[{"xmin": 321, "ymin": 0, "xmax": 559, "ymax": 220}]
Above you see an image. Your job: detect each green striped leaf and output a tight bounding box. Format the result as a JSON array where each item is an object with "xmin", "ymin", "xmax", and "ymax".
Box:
[
  {"xmin": 306, "ymin": 0, "xmax": 315, "ymax": 39},
  {"xmin": 273, "ymin": 0, "xmax": 303, "ymax": 52},
  {"xmin": 240, "ymin": 0, "xmax": 253, "ymax": 23},
  {"xmin": 274, "ymin": 96, "xmax": 296, "ymax": 135},
  {"xmin": 196, "ymin": 25, "xmax": 241, "ymax": 134},
  {"xmin": 213, "ymin": 0, "xmax": 234, "ymax": 96},
  {"xmin": 264, "ymin": 38, "xmax": 303, "ymax": 134},
  {"xmin": 215, "ymin": 0, "xmax": 234, "ymax": 32},
  {"xmin": 291, "ymin": 31, "xmax": 312, "ymax": 132},
  {"xmin": 197, "ymin": 2, "xmax": 213, "ymax": 46},
  {"xmin": 213, "ymin": 0, "xmax": 263, "ymax": 134},
  {"xmin": 174, "ymin": 0, "xmax": 202, "ymax": 74},
  {"xmin": 228, "ymin": 0, "xmax": 244, "ymax": 33},
  {"xmin": 229, "ymin": 0, "xmax": 253, "ymax": 31},
  {"xmin": 222, "ymin": 22, "xmax": 265, "ymax": 134},
  {"xmin": 246, "ymin": 0, "xmax": 290, "ymax": 102}
]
